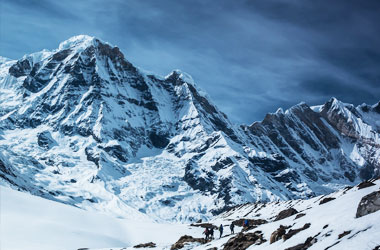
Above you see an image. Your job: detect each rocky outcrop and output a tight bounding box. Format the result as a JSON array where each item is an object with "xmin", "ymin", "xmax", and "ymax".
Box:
[
  {"xmin": 37, "ymin": 131, "xmax": 57, "ymax": 150},
  {"xmin": 319, "ymin": 197, "xmax": 336, "ymax": 205},
  {"xmin": 170, "ymin": 235, "xmax": 208, "ymax": 250},
  {"xmin": 294, "ymin": 213, "xmax": 306, "ymax": 220},
  {"xmin": 232, "ymin": 218, "xmax": 267, "ymax": 227},
  {"xmin": 357, "ymin": 180, "xmax": 376, "ymax": 190},
  {"xmin": 270, "ymin": 225, "xmax": 289, "ymax": 244},
  {"xmin": 283, "ymin": 223, "xmax": 311, "ymax": 241},
  {"xmin": 356, "ymin": 191, "xmax": 380, "ymax": 218},
  {"xmin": 223, "ymin": 231, "xmax": 266, "ymax": 250},
  {"xmin": 133, "ymin": 242, "xmax": 156, "ymax": 248},
  {"xmin": 274, "ymin": 208, "xmax": 298, "ymax": 221},
  {"xmin": 337, "ymin": 230, "xmax": 351, "ymax": 239},
  {"xmin": 189, "ymin": 223, "xmax": 217, "ymax": 229},
  {"xmin": 285, "ymin": 235, "xmax": 318, "ymax": 250}
]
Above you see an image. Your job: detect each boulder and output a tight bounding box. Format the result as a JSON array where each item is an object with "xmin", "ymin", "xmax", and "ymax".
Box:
[
  {"xmin": 283, "ymin": 223, "xmax": 311, "ymax": 241},
  {"xmin": 285, "ymin": 236, "xmax": 317, "ymax": 250},
  {"xmin": 270, "ymin": 225, "xmax": 287, "ymax": 244},
  {"xmin": 356, "ymin": 191, "xmax": 380, "ymax": 218},
  {"xmin": 223, "ymin": 231, "xmax": 266, "ymax": 250},
  {"xmin": 294, "ymin": 213, "xmax": 306, "ymax": 220},
  {"xmin": 274, "ymin": 208, "xmax": 298, "ymax": 221},
  {"xmin": 170, "ymin": 235, "xmax": 207, "ymax": 250},
  {"xmin": 338, "ymin": 230, "xmax": 351, "ymax": 239},
  {"xmin": 319, "ymin": 197, "xmax": 336, "ymax": 205},
  {"xmin": 357, "ymin": 180, "xmax": 376, "ymax": 190}
]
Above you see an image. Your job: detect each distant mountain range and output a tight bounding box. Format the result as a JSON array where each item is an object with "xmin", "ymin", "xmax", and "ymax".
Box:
[{"xmin": 0, "ymin": 35, "xmax": 379, "ymax": 222}]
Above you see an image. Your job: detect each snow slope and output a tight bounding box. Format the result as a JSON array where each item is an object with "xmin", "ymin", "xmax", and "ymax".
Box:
[
  {"xmin": 194, "ymin": 179, "xmax": 380, "ymax": 250},
  {"xmin": 0, "ymin": 185, "xmax": 204, "ymax": 250},
  {"xmin": 2, "ymin": 179, "xmax": 379, "ymax": 250}
]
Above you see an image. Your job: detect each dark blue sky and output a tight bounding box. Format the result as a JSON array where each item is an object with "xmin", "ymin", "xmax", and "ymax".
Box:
[{"xmin": 1, "ymin": 0, "xmax": 379, "ymax": 124}]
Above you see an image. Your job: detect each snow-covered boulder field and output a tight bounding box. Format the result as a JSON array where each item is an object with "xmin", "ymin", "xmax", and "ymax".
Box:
[{"xmin": 2, "ymin": 179, "xmax": 379, "ymax": 250}]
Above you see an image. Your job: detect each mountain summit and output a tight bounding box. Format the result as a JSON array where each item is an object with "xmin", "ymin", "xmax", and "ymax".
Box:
[{"xmin": 0, "ymin": 36, "xmax": 379, "ymax": 221}]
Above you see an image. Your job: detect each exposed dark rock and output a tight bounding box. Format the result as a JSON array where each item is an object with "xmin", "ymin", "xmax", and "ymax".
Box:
[
  {"xmin": 211, "ymin": 157, "xmax": 234, "ymax": 171},
  {"xmin": 149, "ymin": 131, "xmax": 169, "ymax": 149},
  {"xmin": 103, "ymin": 144, "xmax": 128, "ymax": 162},
  {"xmin": 133, "ymin": 242, "xmax": 156, "ymax": 248},
  {"xmin": 84, "ymin": 147, "xmax": 100, "ymax": 167},
  {"xmin": 9, "ymin": 58, "xmax": 32, "ymax": 77},
  {"xmin": 284, "ymin": 236, "xmax": 317, "ymax": 250},
  {"xmin": 170, "ymin": 235, "xmax": 208, "ymax": 250},
  {"xmin": 183, "ymin": 160, "xmax": 214, "ymax": 193},
  {"xmin": 283, "ymin": 223, "xmax": 311, "ymax": 241},
  {"xmin": 357, "ymin": 180, "xmax": 376, "ymax": 190},
  {"xmin": 189, "ymin": 223, "xmax": 217, "ymax": 229},
  {"xmin": 356, "ymin": 191, "xmax": 380, "ymax": 218},
  {"xmin": 187, "ymin": 83, "xmax": 240, "ymax": 143},
  {"xmin": 303, "ymin": 168, "xmax": 319, "ymax": 182},
  {"xmin": 319, "ymin": 197, "xmax": 336, "ymax": 205},
  {"xmin": 0, "ymin": 158, "xmax": 16, "ymax": 177},
  {"xmin": 223, "ymin": 231, "xmax": 266, "ymax": 250},
  {"xmin": 338, "ymin": 230, "xmax": 351, "ymax": 239},
  {"xmin": 232, "ymin": 218, "xmax": 267, "ymax": 227},
  {"xmin": 373, "ymin": 102, "xmax": 380, "ymax": 114},
  {"xmin": 359, "ymin": 164, "xmax": 376, "ymax": 180},
  {"xmin": 274, "ymin": 208, "xmax": 298, "ymax": 221},
  {"xmin": 294, "ymin": 213, "xmax": 306, "ymax": 220},
  {"xmin": 270, "ymin": 225, "xmax": 288, "ymax": 244},
  {"xmin": 249, "ymin": 156, "xmax": 288, "ymax": 173},
  {"xmin": 37, "ymin": 131, "xmax": 57, "ymax": 150}
]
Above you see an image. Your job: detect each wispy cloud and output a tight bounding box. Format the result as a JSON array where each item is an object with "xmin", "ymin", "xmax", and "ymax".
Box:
[{"xmin": 1, "ymin": 0, "xmax": 379, "ymax": 123}]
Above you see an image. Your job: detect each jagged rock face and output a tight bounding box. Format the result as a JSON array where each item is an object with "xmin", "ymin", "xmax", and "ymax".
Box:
[
  {"xmin": 356, "ymin": 191, "xmax": 380, "ymax": 218},
  {"xmin": 0, "ymin": 35, "xmax": 380, "ymax": 222}
]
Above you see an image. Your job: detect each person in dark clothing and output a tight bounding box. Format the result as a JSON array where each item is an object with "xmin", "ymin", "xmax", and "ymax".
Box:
[
  {"xmin": 219, "ymin": 224, "xmax": 223, "ymax": 238},
  {"xmin": 230, "ymin": 223, "xmax": 235, "ymax": 234},
  {"xmin": 203, "ymin": 227, "xmax": 210, "ymax": 240},
  {"xmin": 210, "ymin": 227, "xmax": 214, "ymax": 239}
]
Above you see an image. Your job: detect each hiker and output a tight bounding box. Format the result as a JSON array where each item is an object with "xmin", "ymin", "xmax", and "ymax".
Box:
[
  {"xmin": 219, "ymin": 224, "xmax": 223, "ymax": 238},
  {"xmin": 203, "ymin": 227, "xmax": 210, "ymax": 240},
  {"xmin": 209, "ymin": 227, "xmax": 214, "ymax": 239},
  {"xmin": 244, "ymin": 219, "xmax": 249, "ymax": 228},
  {"xmin": 230, "ymin": 223, "xmax": 235, "ymax": 234}
]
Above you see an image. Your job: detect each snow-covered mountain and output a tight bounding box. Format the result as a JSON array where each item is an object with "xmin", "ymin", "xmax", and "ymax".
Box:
[{"xmin": 0, "ymin": 35, "xmax": 379, "ymax": 222}]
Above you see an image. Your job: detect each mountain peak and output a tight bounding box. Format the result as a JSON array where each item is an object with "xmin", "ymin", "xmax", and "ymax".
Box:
[
  {"xmin": 57, "ymin": 35, "xmax": 109, "ymax": 52},
  {"xmin": 165, "ymin": 69, "xmax": 195, "ymax": 85}
]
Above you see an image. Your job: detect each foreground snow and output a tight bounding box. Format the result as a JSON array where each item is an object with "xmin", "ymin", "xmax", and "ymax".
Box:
[
  {"xmin": 2, "ymin": 180, "xmax": 380, "ymax": 250},
  {"xmin": 0, "ymin": 186, "xmax": 203, "ymax": 250},
  {"xmin": 202, "ymin": 179, "xmax": 380, "ymax": 250}
]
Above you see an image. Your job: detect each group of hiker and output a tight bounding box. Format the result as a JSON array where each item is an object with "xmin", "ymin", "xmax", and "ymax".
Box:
[
  {"xmin": 203, "ymin": 223, "xmax": 236, "ymax": 240},
  {"xmin": 203, "ymin": 220, "xmax": 250, "ymax": 240}
]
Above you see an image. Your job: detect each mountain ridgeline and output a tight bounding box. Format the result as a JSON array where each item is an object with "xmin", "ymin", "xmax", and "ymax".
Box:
[{"xmin": 0, "ymin": 35, "xmax": 379, "ymax": 221}]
